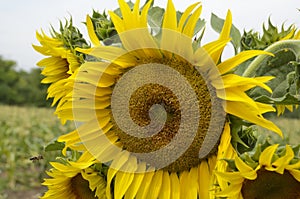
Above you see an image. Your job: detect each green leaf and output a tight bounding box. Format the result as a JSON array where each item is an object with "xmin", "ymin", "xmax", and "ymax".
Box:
[
  {"xmin": 45, "ymin": 139, "xmax": 65, "ymax": 152},
  {"xmin": 210, "ymin": 13, "xmax": 241, "ymax": 54},
  {"xmin": 254, "ymin": 93, "xmax": 300, "ymax": 105},
  {"xmin": 244, "ymin": 40, "xmax": 300, "ymax": 106},
  {"xmin": 193, "ymin": 18, "xmax": 206, "ymax": 37},
  {"xmin": 148, "ymin": 6, "xmax": 165, "ymax": 36}
]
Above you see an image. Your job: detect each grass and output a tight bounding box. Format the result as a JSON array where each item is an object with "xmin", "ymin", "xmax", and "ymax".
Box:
[
  {"xmin": 255, "ymin": 116, "xmax": 300, "ymax": 145},
  {"xmin": 0, "ymin": 105, "xmax": 75, "ymax": 198},
  {"xmin": 270, "ymin": 117, "xmax": 300, "ymax": 145}
]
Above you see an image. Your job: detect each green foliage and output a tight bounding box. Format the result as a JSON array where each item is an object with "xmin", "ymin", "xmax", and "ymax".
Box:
[
  {"xmin": 0, "ymin": 56, "xmax": 50, "ymax": 107},
  {"xmin": 0, "ymin": 105, "xmax": 75, "ymax": 193},
  {"xmin": 243, "ymin": 40, "xmax": 300, "ymax": 106}
]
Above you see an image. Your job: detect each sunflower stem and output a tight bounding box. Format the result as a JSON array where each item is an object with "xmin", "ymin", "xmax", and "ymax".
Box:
[{"xmin": 242, "ymin": 40, "xmax": 300, "ymax": 77}]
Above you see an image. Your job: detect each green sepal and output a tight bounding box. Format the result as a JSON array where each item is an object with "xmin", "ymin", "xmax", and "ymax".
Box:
[
  {"xmin": 54, "ymin": 156, "xmax": 70, "ymax": 165},
  {"xmin": 240, "ymin": 152, "xmax": 259, "ymax": 169},
  {"xmin": 51, "ymin": 18, "xmax": 89, "ymax": 51},
  {"xmin": 229, "ymin": 115, "xmax": 257, "ymax": 154},
  {"xmin": 210, "ymin": 13, "xmax": 241, "ymax": 54},
  {"xmin": 222, "ymin": 158, "xmax": 237, "ymax": 171},
  {"xmin": 250, "ymin": 143, "xmax": 262, "ymax": 162},
  {"xmin": 292, "ymin": 144, "xmax": 300, "ymax": 158},
  {"xmin": 44, "ymin": 138, "xmax": 65, "ymax": 152},
  {"xmin": 91, "ymin": 163, "xmax": 109, "ymax": 177}
]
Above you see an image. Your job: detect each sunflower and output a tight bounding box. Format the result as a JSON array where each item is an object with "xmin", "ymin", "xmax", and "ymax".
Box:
[
  {"xmin": 215, "ymin": 144, "xmax": 300, "ymax": 199},
  {"xmin": 33, "ymin": 31, "xmax": 80, "ymax": 106},
  {"xmin": 56, "ymin": 0, "xmax": 283, "ymax": 198},
  {"xmin": 33, "ymin": 21, "xmax": 88, "ymax": 123},
  {"xmin": 41, "ymin": 151, "xmax": 107, "ymax": 199}
]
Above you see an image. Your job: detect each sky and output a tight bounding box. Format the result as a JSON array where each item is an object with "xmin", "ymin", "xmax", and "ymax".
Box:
[{"xmin": 0, "ymin": 0, "xmax": 299, "ymax": 71}]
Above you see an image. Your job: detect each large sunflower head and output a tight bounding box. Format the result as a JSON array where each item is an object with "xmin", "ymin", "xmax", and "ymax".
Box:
[
  {"xmin": 41, "ymin": 152, "xmax": 107, "ymax": 199},
  {"xmin": 56, "ymin": 0, "xmax": 283, "ymax": 198},
  {"xmin": 215, "ymin": 143, "xmax": 300, "ymax": 199}
]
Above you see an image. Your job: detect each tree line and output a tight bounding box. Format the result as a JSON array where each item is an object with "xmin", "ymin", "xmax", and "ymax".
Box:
[{"xmin": 0, "ymin": 56, "xmax": 50, "ymax": 107}]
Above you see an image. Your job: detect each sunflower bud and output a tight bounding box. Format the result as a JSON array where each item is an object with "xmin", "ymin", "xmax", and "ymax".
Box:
[
  {"xmin": 52, "ymin": 18, "xmax": 89, "ymax": 61},
  {"xmin": 88, "ymin": 10, "xmax": 118, "ymax": 45},
  {"xmin": 241, "ymin": 19, "xmax": 295, "ymax": 50}
]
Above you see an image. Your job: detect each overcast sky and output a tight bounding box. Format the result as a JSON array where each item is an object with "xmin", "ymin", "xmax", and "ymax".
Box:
[{"xmin": 0, "ymin": 0, "xmax": 299, "ymax": 71}]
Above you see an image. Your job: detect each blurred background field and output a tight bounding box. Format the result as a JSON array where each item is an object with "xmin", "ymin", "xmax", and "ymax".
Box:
[{"xmin": 0, "ymin": 105, "xmax": 75, "ymax": 199}]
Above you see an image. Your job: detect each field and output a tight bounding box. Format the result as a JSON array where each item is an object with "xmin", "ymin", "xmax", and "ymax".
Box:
[
  {"xmin": 0, "ymin": 105, "xmax": 299, "ymax": 199},
  {"xmin": 0, "ymin": 105, "xmax": 75, "ymax": 199}
]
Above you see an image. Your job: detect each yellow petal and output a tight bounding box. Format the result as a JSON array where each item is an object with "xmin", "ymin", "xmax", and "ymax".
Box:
[
  {"xmin": 124, "ymin": 162, "xmax": 147, "ymax": 199},
  {"xmin": 219, "ymin": 10, "xmax": 232, "ymax": 40},
  {"xmin": 76, "ymin": 46, "xmax": 137, "ymax": 67},
  {"xmin": 109, "ymin": 11, "xmax": 125, "ymax": 33},
  {"xmin": 86, "ymin": 15, "xmax": 100, "ymax": 46},
  {"xmin": 214, "ymin": 170, "xmax": 244, "ymax": 184},
  {"xmin": 215, "ymin": 183, "xmax": 243, "ymax": 197},
  {"xmin": 219, "ymin": 87, "xmax": 259, "ymax": 110},
  {"xmin": 217, "ymin": 50, "xmax": 273, "ymax": 74},
  {"xmin": 213, "ymin": 74, "xmax": 274, "ymax": 93},
  {"xmin": 259, "ymin": 144, "xmax": 279, "ymax": 166},
  {"xmin": 182, "ymin": 6, "xmax": 202, "ymax": 37},
  {"xmin": 136, "ymin": 169, "xmax": 155, "ymax": 199},
  {"xmin": 289, "ymin": 169, "xmax": 300, "ymax": 182},
  {"xmin": 179, "ymin": 171, "xmax": 189, "ymax": 199},
  {"xmin": 235, "ymin": 156, "xmax": 257, "ymax": 180},
  {"xmin": 132, "ymin": 0, "xmax": 141, "ymax": 17},
  {"xmin": 202, "ymin": 39, "xmax": 230, "ymax": 64},
  {"xmin": 158, "ymin": 171, "xmax": 171, "ymax": 199},
  {"xmin": 118, "ymin": 0, "xmax": 133, "ymax": 28},
  {"xmin": 280, "ymin": 27, "xmax": 295, "ymax": 40},
  {"xmin": 170, "ymin": 173, "xmax": 180, "ymax": 199},
  {"xmin": 146, "ymin": 170, "xmax": 163, "ymax": 199},
  {"xmin": 225, "ymin": 101, "xmax": 283, "ymax": 137},
  {"xmin": 178, "ymin": 2, "xmax": 200, "ymax": 32},
  {"xmin": 198, "ymin": 161, "xmax": 210, "ymax": 199},
  {"xmin": 269, "ymin": 145, "xmax": 294, "ymax": 174},
  {"xmin": 140, "ymin": 0, "xmax": 153, "ymax": 25},
  {"xmin": 106, "ymin": 151, "xmax": 130, "ymax": 199},
  {"xmin": 162, "ymin": 0, "xmax": 177, "ymax": 31},
  {"xmin": 235, "ymin": 156, "xmax": 253, "ymax": 172},
  {"xmin": 187, "ymin": 167, "xmax": 198, "ymax": 199},
  {"xmin": 203, "ymin": 10, "xmax": 232, "ymax": 63},
  {"xmin": 286, "ymin": 160, "xmax": 300, "ymax": 170},
  {"xmin": 114, "ymin": 156, "xmax": 138, "ymax": 199}
]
